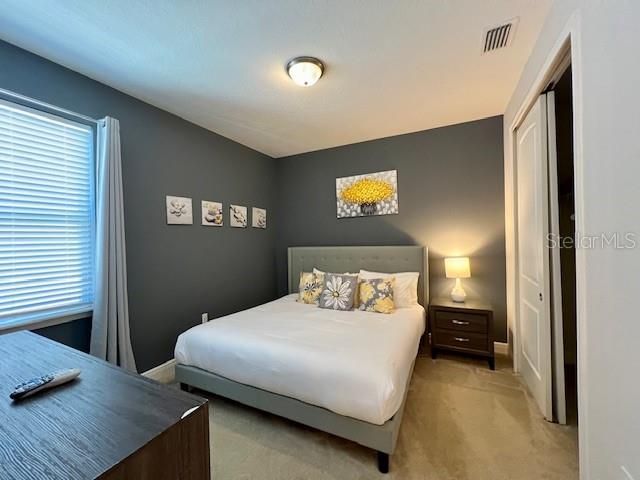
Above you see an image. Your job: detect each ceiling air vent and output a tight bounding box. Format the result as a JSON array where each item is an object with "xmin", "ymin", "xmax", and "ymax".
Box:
[{"xmin": 482, "ymin": 18, "xmax": 518, "ymax": 53}]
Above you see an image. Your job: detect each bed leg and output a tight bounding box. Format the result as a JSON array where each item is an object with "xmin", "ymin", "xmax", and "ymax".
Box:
[
  {"xmin": 377, "ymin": 452, "xmax": 389, "ymax": 474},
  {"xmin": 179, "ymin": 382, "xmax": 191, "ymax": 392}
]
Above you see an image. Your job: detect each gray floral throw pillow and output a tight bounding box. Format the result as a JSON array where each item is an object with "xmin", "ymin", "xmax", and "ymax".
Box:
[{"xmin": 318, "ymin": 273, "xmax": 358, "ymax": 311}]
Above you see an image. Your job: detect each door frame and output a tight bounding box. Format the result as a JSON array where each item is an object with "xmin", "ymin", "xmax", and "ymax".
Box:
[
  {"xmin": 504, "ymin": 11, "xmax": 589, "ymax": 478},
  {"xmin": 546, "ymin": 90, "xmax": 568, "ymax": 425}
]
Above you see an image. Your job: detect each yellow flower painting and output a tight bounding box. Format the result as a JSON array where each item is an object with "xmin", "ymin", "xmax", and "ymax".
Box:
[
  {"xmin": 336, "ymin": 170, "xmax": 398, "ymax": 218},
  {"xmin": 340, "ymin": 179, "xmax": 394, "ymax": 205}
]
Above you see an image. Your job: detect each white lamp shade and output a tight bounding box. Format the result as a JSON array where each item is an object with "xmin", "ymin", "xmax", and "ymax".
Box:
[
  {"xmin": 287, "ymin": 58, "xmax": 323, "ymax": 87},
  {"xmin": 445, "ymin": 257, "xmax": 471, "ymax": 279}
]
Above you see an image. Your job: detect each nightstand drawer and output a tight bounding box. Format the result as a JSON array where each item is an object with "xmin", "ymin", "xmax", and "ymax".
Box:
[
  {"xmin": 434, "ymin": 330, "xmax": 488, "ymax": 352},
  {"xmin": 434, "ymin": 311, "xmax": 487, "ymax": 333}
]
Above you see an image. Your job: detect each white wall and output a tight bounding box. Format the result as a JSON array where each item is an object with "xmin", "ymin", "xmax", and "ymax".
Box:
[{"xmin": 504, "ymin": 1, "xmax": 640, "ymax": 479}]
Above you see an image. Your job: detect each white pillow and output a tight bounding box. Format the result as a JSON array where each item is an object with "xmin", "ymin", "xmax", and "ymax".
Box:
[{"xmin": 359, "ymin": 270, "xmax": 419, "ymax": 307}]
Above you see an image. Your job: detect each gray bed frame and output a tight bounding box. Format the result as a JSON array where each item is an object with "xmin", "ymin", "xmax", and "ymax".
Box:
[{"xmin": 176, "ymin": 245, "xmax": 429, "ymax": 473}]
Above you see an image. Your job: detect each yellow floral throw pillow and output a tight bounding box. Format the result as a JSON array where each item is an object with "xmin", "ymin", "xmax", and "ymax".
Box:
[
  {"xmin": 358, "ymin": 278, "xmax": 395, "ymax": 314},
  {"xmin": 297, "ymin": 271, "xmax": 324, "ymax": 304}
]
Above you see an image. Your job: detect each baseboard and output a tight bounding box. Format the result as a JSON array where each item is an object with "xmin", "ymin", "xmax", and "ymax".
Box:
[
  {"xmin": 142, "ymin": 358, "xmax": 176, "ymax": 384},
  {"xmin": 494, "ymin": 342, "xmax": 509, "ymax": 356}
]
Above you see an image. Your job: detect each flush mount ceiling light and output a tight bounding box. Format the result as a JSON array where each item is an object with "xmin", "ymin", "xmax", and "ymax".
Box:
[{"xmin": 286, "ymin": 56, "xmax": 324, "ymax": 87}]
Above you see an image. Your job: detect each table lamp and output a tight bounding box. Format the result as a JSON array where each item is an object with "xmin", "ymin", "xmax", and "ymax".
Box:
[{"xmin": 444, "ymin": 257, "xmax": 471, "ymax": 303}]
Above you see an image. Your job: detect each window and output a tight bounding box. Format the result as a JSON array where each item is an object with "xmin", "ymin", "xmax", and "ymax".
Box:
[{"xmin": 0, "ymin": 98, "xmax": 95, "ymax": 330}]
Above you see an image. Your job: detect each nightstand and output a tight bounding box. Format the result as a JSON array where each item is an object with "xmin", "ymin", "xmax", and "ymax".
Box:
[{"xmin": 428, "ymin": 298, "xmax": 495, "ymax": 370}]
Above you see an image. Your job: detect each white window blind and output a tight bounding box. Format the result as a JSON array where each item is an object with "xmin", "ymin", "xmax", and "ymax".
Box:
[{"xmin": 0, "ymin": 98, "xmax": 95, "ymax": 329}]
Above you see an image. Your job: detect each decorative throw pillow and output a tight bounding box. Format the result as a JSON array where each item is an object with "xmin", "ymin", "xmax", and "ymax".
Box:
[
  {"xmin": 314, "ymin": 267, "xmax": 359, "ymax": 306},
  {"xmin": 297, "ymin": 272, "xmax": 324, "ymax": 304},
  {"xmin": 358, "ymin": 278, "xmax": 396, "ymax": 314},
  {"xmin": 359, "ymin": 270, "xmax": 419, "ymax": 307},
  {"xmin": 318, "ymin": 273, "xmax": 358, "ymax": 311}
]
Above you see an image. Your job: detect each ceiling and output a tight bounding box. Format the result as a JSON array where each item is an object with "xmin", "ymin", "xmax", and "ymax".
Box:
[{"xmin": 0, "ymin": 1, "xmax": 551, "ymax": 158}]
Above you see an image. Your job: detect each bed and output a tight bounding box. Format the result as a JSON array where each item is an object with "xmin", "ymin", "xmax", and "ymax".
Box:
[{"xmin": 175, "ymin": 245, "xmax": 429, "ymax": 473}]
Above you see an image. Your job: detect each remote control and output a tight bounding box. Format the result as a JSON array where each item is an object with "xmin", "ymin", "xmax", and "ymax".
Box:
[{"xmin": 10, "ymin": 368, "xmax": 81, "ymax": 400}]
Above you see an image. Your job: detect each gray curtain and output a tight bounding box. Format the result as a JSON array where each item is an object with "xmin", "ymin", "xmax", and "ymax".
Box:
[{"xmin": 90, "ymin": 117, "xmax": 137, "ymax": 372}]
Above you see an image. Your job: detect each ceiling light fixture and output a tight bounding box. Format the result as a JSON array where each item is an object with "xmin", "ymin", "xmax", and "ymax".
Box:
[{"xmin": 286, "ymin": 56, "xmax": 324, "ymax": 87}]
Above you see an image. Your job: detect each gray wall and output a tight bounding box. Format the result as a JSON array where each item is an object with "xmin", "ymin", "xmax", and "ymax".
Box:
[
  {"xmin": 33, "ymin": 318, "xmax": 92, "ymax": 353},
  {"xmin": 276, "ymin": 117, "xmax": 507, "ymax": 341},
  {"xmin": 0, "ymin": 40, "xmax": 278, "ymax": 371},
  {"xmin": 0, "ymin": 39, "xmax": 507, "ymax": 361}
]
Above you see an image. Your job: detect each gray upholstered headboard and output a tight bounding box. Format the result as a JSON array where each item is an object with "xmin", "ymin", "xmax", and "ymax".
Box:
[{"xmin": 288, "ymin": 246, "xmax": 429, "ymax": 306}]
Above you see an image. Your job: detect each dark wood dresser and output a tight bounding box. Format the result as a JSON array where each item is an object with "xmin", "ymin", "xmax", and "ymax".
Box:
[
  {"xmin": 0, "ymin": 331, "xmax": 209, "ymax": 479},
  {"xmin": 429, "ymin": 297, "xmax": 495, "ymax": 369}
]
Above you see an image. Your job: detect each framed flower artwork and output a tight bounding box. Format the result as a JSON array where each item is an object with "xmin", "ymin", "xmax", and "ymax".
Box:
[
  {"xmin": 202, "ymin": 201, "xmax": 223, "ymax": 226},
  {"xmin": 252, "ymin": 207, "xmax": 267, "ymax": 229},
  {"xmin": 335, "ymin": 170, "xmax": 398, "ymax": 218},
  {"xmin": 166, "ymin": 195, "xmax": 193, "ymax": 225},
  {"xmin": 230, "ymin": 204, "xmax": 247, "ymax": 228}
]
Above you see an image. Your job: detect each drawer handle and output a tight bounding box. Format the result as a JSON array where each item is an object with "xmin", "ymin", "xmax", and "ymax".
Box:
[
  {"xmin": 453, "ymin": 337, "xmax": 470, "ymax": 342},
  {"xmin": 452, "ymin": 320, "xmax": 470, "ymax": 325}
]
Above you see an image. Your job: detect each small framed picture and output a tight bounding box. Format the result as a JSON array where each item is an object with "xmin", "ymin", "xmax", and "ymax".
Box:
[
  {"xmin": 252, "ymin": 207, "xmax": 267, "ymax": 229},
  {"xmin": 166, "ymin": 196, "xmax": 193, "ymax": 225},
  {"xmin": 201, "ymin": 201, "xmax": 223, "ymax": 227},
  {"xmin": 230, "ymin": 205, "xmax": 247, "ymax": 228}
]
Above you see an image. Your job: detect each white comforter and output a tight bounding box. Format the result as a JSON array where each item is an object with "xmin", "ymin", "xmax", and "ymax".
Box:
[{"xmin": 174, "ymin": 294, "xmax": 425, "ymax": 425}]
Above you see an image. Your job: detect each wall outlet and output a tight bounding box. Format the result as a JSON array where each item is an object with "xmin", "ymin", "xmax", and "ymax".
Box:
[{"xmin": 201, "ymin": 313, "xmax": 208, "ymax": 324}]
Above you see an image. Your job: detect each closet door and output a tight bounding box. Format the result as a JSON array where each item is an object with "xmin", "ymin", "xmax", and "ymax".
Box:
[{"xmin": 515, "ymin": 95, "xmax": 553, "ymax": 420}]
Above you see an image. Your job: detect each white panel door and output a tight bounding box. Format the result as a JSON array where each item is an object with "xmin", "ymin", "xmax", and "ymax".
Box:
[{"xmin": 516, "ymin": 95, "xmax": 553, "ymax": 420}]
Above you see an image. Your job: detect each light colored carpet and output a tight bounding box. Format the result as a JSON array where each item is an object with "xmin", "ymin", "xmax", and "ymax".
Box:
[{"xmin": 199, "ymin": 353, "xmax": 578, "ymax": 480}]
